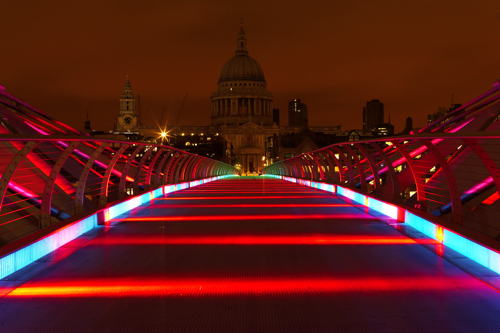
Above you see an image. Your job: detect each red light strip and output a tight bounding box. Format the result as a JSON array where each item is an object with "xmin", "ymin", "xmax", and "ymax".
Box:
[
  {"xmin": 110, "ymin": 214, "xmax": 376, "ymax": 222},
  {"xmin": 89, "ymin": 235, "xmax": 436, "ymax": 245},
  {"xmin": 150, "ymin": 204, "xmax": 362, "ymax": 208},
  {"xmin": 155, "ymin": 195, "xmax": 335, "ymax": 200},
  {"xmin": 181, "ymin": 190, "xmax": 326, "ymax": 193},
  {"xmin": 482, "ymin": 192, "xmax": 499, "ymax": 205},
  {"xmin": 5, "ymin": 276, "xmax": 485, "ymax": 297}
]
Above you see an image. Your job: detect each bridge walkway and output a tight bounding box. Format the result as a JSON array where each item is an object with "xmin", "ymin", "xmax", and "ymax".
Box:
[{"xmin": 0, "ymin": 177, "xmax": 499, "ymax": 332}]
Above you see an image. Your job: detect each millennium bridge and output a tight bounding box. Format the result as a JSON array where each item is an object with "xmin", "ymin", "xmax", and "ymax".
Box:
[{"xmin": 0, "ymin": 82, "xmax": 498, "ymax": 332}]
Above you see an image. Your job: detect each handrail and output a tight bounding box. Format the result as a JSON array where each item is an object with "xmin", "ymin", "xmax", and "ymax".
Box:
[
  {"xmin": 264, "ymin": 133, "xmax": 499, "ymax": 240},
  {"xmin": 0, "ymin": 136, "xmax": 236, "ymax": 245}
]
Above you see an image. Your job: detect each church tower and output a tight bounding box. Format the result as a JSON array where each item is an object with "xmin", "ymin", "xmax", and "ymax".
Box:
[{"xmin": 115, "ymin": 79, "xmax": 139, "ymax": 133}]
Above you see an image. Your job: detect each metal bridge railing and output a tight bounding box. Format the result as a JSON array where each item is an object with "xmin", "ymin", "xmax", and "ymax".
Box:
[
  {"xmin": 0, "ymin": 136, "xmax": 236, "ymax": 245},
  {"xmin": 264, "ymin": 133, "xmax": 499, "ymax": 238}
]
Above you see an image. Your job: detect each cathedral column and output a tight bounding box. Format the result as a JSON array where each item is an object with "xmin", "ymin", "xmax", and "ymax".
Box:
[{"xmin": 231, "ymin": 98, "xmax": 236, "ymax": 115}]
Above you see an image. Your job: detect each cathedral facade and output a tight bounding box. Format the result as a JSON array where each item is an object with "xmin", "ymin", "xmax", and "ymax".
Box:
[
  {"xmin": 103, "ymin": 26, "xmax": 344, "ymax": 175},
  {"xmin": 211, "ymin": 26, "xmax": 279, "ymax": 174}
]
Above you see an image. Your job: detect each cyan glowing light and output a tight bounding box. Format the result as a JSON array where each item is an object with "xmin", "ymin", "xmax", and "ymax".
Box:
[
  {"xmin": 367, "ymin": 197, "xmax": 399, "ymax": 220},
  {"xmin": 0, "ymin": 214, "xmax": 97, "ymax": 279},
  {"xmin": 297, "ymin": 179, "xmax": 311, "ymax": 187},
  {"xmin": 0, "ymin": 175, "xmax": 233, "ymax": 280},
  {"xmin": 337, "ymin": 186, "xmax": 365, "ymax": 205},
  {"xmin": 405, "ymin": 211, "xmax": 437, "ymax": 239},
  {"xmin": 277, "ymin": 175, "xmax": 500, "ymax": 275},
  {"xmin": 443, "ymin": 229, "xmax": 500, "ymax": 274},
  {"xmin": 311, "ymin": 181, "xmax": 335, "ymax": 193}
]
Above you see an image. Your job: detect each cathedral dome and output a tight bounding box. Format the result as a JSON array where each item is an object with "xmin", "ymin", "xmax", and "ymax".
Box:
[
  {"xmin": 218, "ymin": 54, "xmax": 265, "ymax": 83},
  {"xmin": 217, "ymin": 25, "xmax": 266, "ymax": 84}
]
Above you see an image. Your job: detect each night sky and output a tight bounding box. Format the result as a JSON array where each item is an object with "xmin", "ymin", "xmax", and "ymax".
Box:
[{"xmin": 1, "ymin": 1, "xmax": 499, "ymax": 132}]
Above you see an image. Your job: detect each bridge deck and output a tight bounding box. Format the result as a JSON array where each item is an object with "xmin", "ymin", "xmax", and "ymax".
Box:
[{"xmin": 0, "ymin": 177, "xmax": 499, "ymax": 332}]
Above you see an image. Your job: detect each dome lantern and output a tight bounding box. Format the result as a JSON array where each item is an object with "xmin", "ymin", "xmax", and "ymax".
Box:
[{"xmin": 218, "ymin": 24, "xmax": 266, "ymax": 84}]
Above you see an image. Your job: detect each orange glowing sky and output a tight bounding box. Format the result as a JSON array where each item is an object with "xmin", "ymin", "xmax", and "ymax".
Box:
[{"xmin": 1, "ymin": 0, "xmax": 499, "ymax": 132}]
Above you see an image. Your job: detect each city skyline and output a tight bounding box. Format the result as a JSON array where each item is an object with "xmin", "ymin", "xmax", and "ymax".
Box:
[{"xmin": 1, "ymin": 0, "xmax": 499, "ymax": 132}]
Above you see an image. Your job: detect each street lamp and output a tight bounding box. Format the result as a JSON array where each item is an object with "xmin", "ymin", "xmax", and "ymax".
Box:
[{"xmin": 157, "ymin": 128, "xmax": 171, "ymax": 144}]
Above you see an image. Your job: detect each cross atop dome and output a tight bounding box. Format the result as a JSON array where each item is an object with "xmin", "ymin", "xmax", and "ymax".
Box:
[{"xmin": 236, "ymin": 20, "xmax": 248, "ymax": 55}]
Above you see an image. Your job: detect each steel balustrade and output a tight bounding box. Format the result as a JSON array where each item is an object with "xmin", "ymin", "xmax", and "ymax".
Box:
[
  {"xmin": 264, "ymin": 134, "xmax": 500, "ymax": 244},
  {"xmin": 0, "ymin": 136, "xmax": 236, "ymax": 245},
  {"xmin": 264, "ymin": 134, "xmax": 499, "ymax": 237},
  {"xmin": 264, "ymin": 82, "xmax": 499, "ymax": 239}
]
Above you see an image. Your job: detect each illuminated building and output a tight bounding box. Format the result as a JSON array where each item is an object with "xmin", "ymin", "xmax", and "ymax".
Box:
[
  {"xmin": 373, "ymin": 123, "xmax": 394, "ymax": 136},
  {"xmin": 96, "ymin": 25, "xmax": 343, "ymax": 173},
  {"xmin": 211, "ymin": 24, "xmax": 279, "ymax": 174}
]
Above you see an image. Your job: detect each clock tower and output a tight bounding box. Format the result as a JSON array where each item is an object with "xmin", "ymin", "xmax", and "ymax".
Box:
[{"xmin": 115, "ymin": 79, "xmax": 139, "ymax": 133}]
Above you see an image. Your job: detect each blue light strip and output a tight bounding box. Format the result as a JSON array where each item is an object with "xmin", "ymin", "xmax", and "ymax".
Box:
[
  {"xmin": 272, "ymin": 174, "xmax": 500, "ymax": 275},
  {"xmin": 0, "ymin": 215, "xmax": 97, "ymax": 279},
  {"xmin": 105, "ymin": 175, "xmax": 232, "ymax": 221},
  {"xmin": 443, "ymin": 229, "xmax": 500, "ymax": 274},
  {"xmin": 0, "ymin": 175, "xmax": 233, "ymax": 280},
  {"xmin": 405, "ymin": 212, "xmax": 437, "ymax": 239}
]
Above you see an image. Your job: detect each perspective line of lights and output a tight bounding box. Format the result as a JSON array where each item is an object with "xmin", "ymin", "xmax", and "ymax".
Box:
[
  {"xmin": 86, "ymin": 235, "xmax": 437, "ymax": 246},
  {"xmin": 0, "ymin": 175, "xmax": 233, "ymax": 280},
  {"xmin": 4, "ymin": 276, "xmax": 487, "ymax": 297},
  {"xmin": 266, "ymin": 174, "xmax": 500, "ymax": 275}
]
